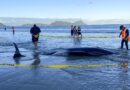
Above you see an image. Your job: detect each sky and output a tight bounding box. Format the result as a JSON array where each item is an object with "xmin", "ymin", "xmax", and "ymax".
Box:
[{"xmin": 0, "ymin": 0, "xmax": 130, "ymax": 20}]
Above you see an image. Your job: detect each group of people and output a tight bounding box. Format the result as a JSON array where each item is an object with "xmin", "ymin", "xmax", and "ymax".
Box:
[
  {"xmin": 71, "ymin": 25, "xmax": 82, "ymax": 37},
  {"xmin": 3, "ymin": 27, "xmax": 15, "ymax": 35},
  {"xmin": 30, "ymin": 24, "xmax": 130, "ymax": 50}
]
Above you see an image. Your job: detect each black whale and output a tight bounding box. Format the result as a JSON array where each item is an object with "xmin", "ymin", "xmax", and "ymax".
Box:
[
  {"xmin": 13, "ymin": 43, "xmax": 113, "ymax": 57},
  {"xmin": 47, "ymin": 47, "xmax": 114, "ymax": 56}
]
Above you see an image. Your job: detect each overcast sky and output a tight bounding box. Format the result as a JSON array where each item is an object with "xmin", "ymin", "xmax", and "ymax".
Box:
[{"xmin": 0, "ymin": 0, "xmax": 130, "ymax": 20}]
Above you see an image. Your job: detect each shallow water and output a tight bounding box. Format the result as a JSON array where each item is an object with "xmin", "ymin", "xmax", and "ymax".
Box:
[{"xmin": 0, "ymin": 29, "xmax": 130, "ymax": 90}]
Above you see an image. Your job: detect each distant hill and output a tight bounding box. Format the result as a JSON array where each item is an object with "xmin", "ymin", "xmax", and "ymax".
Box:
[
  {"xmin": 50, "ymin": 20, "xmax": 86, "ymax": 26},
  {"xmin": 22, "ymin": 23, "xmax": 48, "ymax": 27},
  {"xmin": 0, "ymin": 23, "xmax": 6, "ymax": 27},
  {"xmin": 50, "ymin": 21, "xmax": 72, "ymax": 26},
  {"xmin": 0, "ymin": 17, "xmax": 84, "ymax": 26},
  {"xmin": 0, "ymin": 17, "xmax": 130, "ymax": 26},
  {"xmin": 73, "ymin": 20, "xmax": 86, "ymax": 25},
  {"xmin": 22, "ymin": 20, "xmax": 86, "ymax": 27}
]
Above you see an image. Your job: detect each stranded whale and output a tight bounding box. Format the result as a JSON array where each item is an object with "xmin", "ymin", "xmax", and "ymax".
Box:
[
  {"xmin": 46, "ymin": 47, "xmax": 114, "ymax": 56},
  {"xmin": 13, "ymin": 43, "xmax": 113, "ymax": 57}
]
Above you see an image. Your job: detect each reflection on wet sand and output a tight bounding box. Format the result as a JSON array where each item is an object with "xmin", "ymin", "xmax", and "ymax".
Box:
[
  {"xmin": 14, "ymin": 58, "xmax": 21, "ymax": 64},
  {"xmin": 119, "ymin": 61, "xmax": 129, "ymax": 90},
  {"xmin": 13, "ymin": 50, "xmax": 41, "ymax": 66},
  {"xmin": 120, "ymin": 61, "xmax": 128, "ymax": 73},
  {"xmin": 118, "ymin": 52, "xmax": 129, "ymax": 90},
  {"xmin": 118, "ymin": 51, "xmax": 129, "ymax": 72},
  {"xmin": 72, "ymin": 36, "xmax": 82, "ymax": 46},
  {"xmin": 31, "ymin": 51, "xmax": 41, "ymax": 66}
]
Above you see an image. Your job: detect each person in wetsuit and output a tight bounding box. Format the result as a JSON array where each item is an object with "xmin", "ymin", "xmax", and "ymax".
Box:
[
  {"xmin": 119, "ymin": 25, "xmax": 129, "ymax": 50},
  {"xmin": 30, "ymin": 24, "xmax": 41, "ymax": 48}
]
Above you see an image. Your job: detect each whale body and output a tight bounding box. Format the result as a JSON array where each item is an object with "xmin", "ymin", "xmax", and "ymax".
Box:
[
  {"xmin": 46, "ymin": 47, "xmax": 114, "ymax": 56},
  {"xmin": 13, "ymin": 43, "xmax": 114, "ymax": 57}
]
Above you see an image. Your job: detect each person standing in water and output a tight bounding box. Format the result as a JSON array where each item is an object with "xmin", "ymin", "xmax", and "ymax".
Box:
[
  {"xmin": 119, "ymin": 25, "xmax": 129, "ymax": 50},
  {"xmin": 30, "ymin": 24, "xmax": 41, "ymax": 48},
  {"xmin": 73, "ymin": 26, "xmax": 77, "ymax": 36},
  {"xmin": 4, "ymin": 27, "xmax": 6, "ymax": 31},
  {"xmin": 71, "ymin": 25, "xmax": 74, "ymax": 36},
  {"xmin": 77, "ymin": 26, "xmax": 82, "ymax": 37},
  {"xmin": 12, "ymin": 26, "xmax": 15, "ymax": 35}
]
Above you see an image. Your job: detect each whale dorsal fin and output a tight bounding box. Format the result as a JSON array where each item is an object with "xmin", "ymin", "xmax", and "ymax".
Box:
[
  {"xmin": 13, "ymin": 43, "xmax": 21, "ymax": 55},
  {"xmin": 13, "ymin": 43, "xmax": 25, "ymax": 58}
]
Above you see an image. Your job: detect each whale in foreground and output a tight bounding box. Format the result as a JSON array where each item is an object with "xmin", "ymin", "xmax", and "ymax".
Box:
[
  {"xmin": 46, "ymin": 47, "xmax": 114, "ymax": 56},
  {"xmin": 13, "ymin": 43, "xmax": 114, "ymax": 57},
  {"xmin": 13, "ymin": 43, "xmax": 25, "ymax": 58}
]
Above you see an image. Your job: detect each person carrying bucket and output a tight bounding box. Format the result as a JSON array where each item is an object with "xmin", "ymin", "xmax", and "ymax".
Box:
[
  {"xmin": 30, "ymin": 24, "xmax": 41, "ymax": 49},
  {"xmin": 119, "ymin": 25, "xmax": 130, "ymax": 50}
]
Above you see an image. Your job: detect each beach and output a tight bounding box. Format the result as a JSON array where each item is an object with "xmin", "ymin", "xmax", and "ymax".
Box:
[{"xmin": 0, "ymin": 26, "xmax": 130, "ymax": 90}]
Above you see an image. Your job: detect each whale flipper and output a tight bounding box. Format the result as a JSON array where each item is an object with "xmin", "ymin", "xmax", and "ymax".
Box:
[{"xmin": 13, "ymin": 43, "xmax": 25, "ymax": 58}]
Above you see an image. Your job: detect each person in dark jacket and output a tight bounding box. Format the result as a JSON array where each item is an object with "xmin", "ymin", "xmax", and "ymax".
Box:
[
  {"xmin": 73, "ymin": 26, "xmax": 77, "ymax": 36},
  {"xmin": 119, "ymin": 25, "xmax": 129, "ymax": 50},
  {"xmin": 71, "ymin": 25, "xmax": 74, "ymax": 36},
  {"xmin": 30, "ymin": 24, "xmax": 41, "ymax": 48},
  {"xmin": 77, "ymin": 26, "xmax": 82, "ymax": 37},
  {"xmin": 12, "ymin": 26, "xmax": 15, "ymax": 35}
]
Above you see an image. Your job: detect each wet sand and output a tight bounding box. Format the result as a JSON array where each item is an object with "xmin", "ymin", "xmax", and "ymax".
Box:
[{"xmin": 0, "ymin": 31, "xmax": 130, "ymax": 90}]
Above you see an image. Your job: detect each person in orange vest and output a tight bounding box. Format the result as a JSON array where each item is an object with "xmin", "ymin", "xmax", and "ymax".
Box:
[{"xmin": 119, "ymin": 25, "xmax": 129, "ymax": 50}]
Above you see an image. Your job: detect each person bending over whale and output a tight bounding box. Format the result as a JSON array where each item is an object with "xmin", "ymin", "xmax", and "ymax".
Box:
[{"xmin": 30, "ymin": 24, "xmax": 41, "ymax": 48}]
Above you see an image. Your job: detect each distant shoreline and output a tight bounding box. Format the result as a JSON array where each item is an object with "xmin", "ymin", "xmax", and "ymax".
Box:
[{"xmin": 0, "ymin": 17, "xmax": 130, "ymax": 26}]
